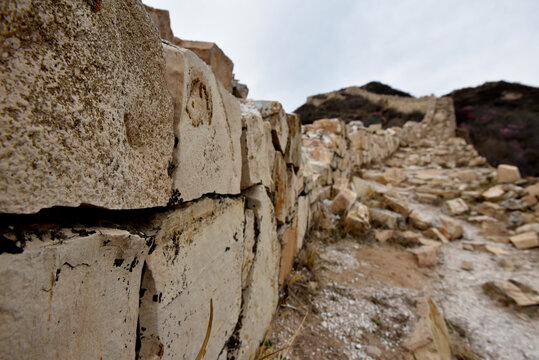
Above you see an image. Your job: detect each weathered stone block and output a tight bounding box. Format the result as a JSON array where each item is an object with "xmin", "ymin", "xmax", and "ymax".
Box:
[
  {"xmin": 383, "ymin": 195, "xmax": 411, "ymax": 218},
  {"xmin": 370, "ymin": 208, "xmax": 405, "ymax": 230},
  {"xmin": 273, "ymin": 152, "xmax": 288, "ymax": 224},
  {"xmin": 409, "ymin": 246, "xmax": 438, "ymax": 267},
  {"xmin": 233, "ymin": 185, "xmax": 280, "ymax": 360},
  {"xmin": 242, "ymin": 209, "xmax": 256, "ymax": 289},
  {"xmin": 497, "ymin": 164, "xmax": 521, "ymax": 184},
  {"xmin": 509, "ymin": 232, "xmax": 539, "ymax": 250},
  {"xmin": 138, "ymin": 197, "xmax": 244, "ymax": 360},
  {"xmin": 437, "ymin": 215, "xmax": 464, "ymax": 240},
  {"xmin": 0, "ymin": 0, "xmax": 174, "ymax": 214},
  {"xmin": 296, "ymin": 196, "xmax": 310, "ymax": 250},
  {"xmin": 0, "ymin": 228, "xmax": 147, "ymax": 359},
  {"xmin": 330, "ymin": 188, "xmax": 357, "ymax": 215},
  {"xmin": 163, "ymin": 44, "xmax": 242, "ymax": 203},
  {"xmin": 175, "ymin": 39, "xmax": 235, "ymax": 92},
  {"xmin": 144, "ymin": 4, "xmax": 175, "ymax": 41},
  {"xmin": 255, "ymin": 101, "xmax": 289, "ymax": 153},
  {"xmin": 239, "ymin": 102, "xmax": 274, "ymax": 190},
  {"xmin": 344, "ymin": 202, "xmax": 371, "ymax": 235},
  {"xmin": 278, "ymin": 219, "xmax": 298, "ymax": 288},
  {"xmin": 285, "ymin": 113, "xmax": 302, "ymax": 168},
  {"xmin": 482, "ymin": 185, "xmax": 505, "ymax": 201}
]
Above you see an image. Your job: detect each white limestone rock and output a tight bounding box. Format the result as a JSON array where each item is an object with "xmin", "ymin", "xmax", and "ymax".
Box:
[
  {"xmin": 163, "ymin": 43, "xmax": 242, "ymax": 203},
  {"xmin": 239, "ymin": 102, "xmax": 274, "ymax": 190},
  {"xmin": 0, "ymin": 0, "xmax": 174, "ymax": 214},
  {"xmin": 285, "ymin": 113, "xmax": 302, "ymax": 168},
  {"xmin": 138, "ymin": 197, "xmax": 244, "ymax": 360},
  {"xmin": 254, "ymin": 101, "xmax": 289, "ymax": 153},
  {"xmin": 0, "ymin": 228, "xmax": 148, "ymax": 360},
  {"xmin": 233, "ymin": 185, "xmax": 280, "ymax": 360}
]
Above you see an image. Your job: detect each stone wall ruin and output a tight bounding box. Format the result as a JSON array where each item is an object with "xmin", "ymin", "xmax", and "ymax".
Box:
[{"xmin": 0, "ymin": 2, "xmax": 457, "ymax": 359}]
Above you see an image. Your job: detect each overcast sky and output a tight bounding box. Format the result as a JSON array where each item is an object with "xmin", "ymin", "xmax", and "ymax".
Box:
[{"xmin": 144, "ymin": 0, "xmax": 539, "ymax": 112}]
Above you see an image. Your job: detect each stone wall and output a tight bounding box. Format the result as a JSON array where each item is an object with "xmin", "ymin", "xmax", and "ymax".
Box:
[{"xmin": 0, "ymin": 2, "xmax": 457, "ymax": 359}]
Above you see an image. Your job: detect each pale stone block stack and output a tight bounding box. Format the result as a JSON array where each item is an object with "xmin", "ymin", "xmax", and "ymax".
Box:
[
  {"xmin": 0, "ymin": 2, "xmax": 474, "ymax": 360},
  {"xmin": 0, "ymin": 2, "xmax": 298, "ymax": 359}
]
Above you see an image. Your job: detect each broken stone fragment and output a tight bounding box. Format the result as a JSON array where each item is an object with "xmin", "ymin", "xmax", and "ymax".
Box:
[
  {"xmin": 272, "ymin": 152, "xmax": 288, "ymax": 224},
  {"xmin": 239, "ymin": 102, "xmax": 274, "ymax": 190},
  {"xmin": 138, "ymin": 197, "xmax": 244, "ymax": 360},
  {"xmin": 375, "ymin": 229, "xmax": 394, "ymax": 243},
  {"xmin": 482, "ymin": 185, "xmax": 505, "ymax": 202},
  {"xmin": 254, "ymin": 101, "xmax": 289, "ymax": 153},
  {"xmin": 483, "ymin": 280, "xmax": 539, "ymax": 307},
  {"xmin": 370, "ymin": 208, "xmax": 405, "ymax": 230},
  {"xmin": 383, "ymin": 194, "xmax": 411, "ymax": 218},
  {"xmin": 497, "ymin": 164, "xmax": 521, "ymax": 184},
  {"xmin": 445, "ymin": 198, "xmax": 469, "ymax": 215},
  {"xmin": 437, "ymin": 215, "xmax": 464, "ymax": 240},
  {"xmin": 509, "ymin": 232, "xmax": 539, "ymax": 250},
  {"xmin": 461, "ymin": 260, "xmax": 474, "ymax": 271},
  {"xmin": 0, "ymin": 229, "xmax": 147, "ymax": 360},
  {"xmin": 284, "ymin": 113, "xmax": 302, "ymax": 168},
  {"xmin": 163, "ymin": 43, "xmax": 242, "ymax": 203},
  {"xmin": 330, "ymin": 188, "xmax": 358, "ymax": 215},
  {"xmin": 344, "ymin": 202, "xmax": 371, "ymax": 235},
  {"xmin": 409, "ymin": 210, "xmax": 433, "ymax": 230},
  {"xmin": 278, "ymin": 219, "xmax": 298, "ymax": 288},
  {"xmin": 409, "ymin": 246, "xmax": 438, "ymax": 267},
  {"xmin": 425, "ymin": 227, "xmax": 449, "ymax": 243}
]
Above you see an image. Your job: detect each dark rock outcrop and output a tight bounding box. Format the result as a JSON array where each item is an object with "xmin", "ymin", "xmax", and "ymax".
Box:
[
  {"xmin": 294, "ymin": 83, "xmax": 424, "ymax": 126},
  {"xmin": 447, "ymin": 81, "xmax": 539, "ymax": 177}
]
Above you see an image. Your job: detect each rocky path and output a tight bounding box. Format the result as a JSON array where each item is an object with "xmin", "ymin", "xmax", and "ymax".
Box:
[{"xmin": 260, "ymin": 137, "xmax": 539, "ymax": 360}]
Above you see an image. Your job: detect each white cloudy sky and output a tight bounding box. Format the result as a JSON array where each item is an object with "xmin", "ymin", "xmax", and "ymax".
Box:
[{"xmin": 144, "ymin": 0, "xmax": 539, "ymax": 112}]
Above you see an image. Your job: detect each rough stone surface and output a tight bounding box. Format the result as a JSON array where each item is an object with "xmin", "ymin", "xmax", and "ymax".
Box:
[
  {"xmin": 0, "ymin": 0, "xmax": 174, "ymax": 214},
  {"xmin": 370, "ymin": 208, "xmax": 405, "ymax": 230},
  {"xmin": 482, "ymin": 185, "xmax": 505, "ymax": 201},
  {"xmin": 242, "ymin": 209, "xmax": 256, "ymax": 289},
  {"xmin": 296, "ymin": 196, "xmax": 309, "ymax": 250},
  {"xmin": 410, "ymin": 210, "xmax": 433, "ymax": 230},
  {"xmin": 163, "ymin": 44, "xmax": 241, "ymax": 203},
  {"xmin": 0, "ymin": 228, "xmax": 147, "ymax": 359},
  {"xmin": 409, "ymin": 246, "xmax": 438, "ymax": 267},
  {"xmin": 279, "ymin": 219, "xmax": 298, "ymax": 287},
  {"xmin": 445, "ymin": 198, "xmax": 469, "ymax": 215},
  {"xmin": 273, "ymin": 152, "xmax": 288, "ymax": 224},
  {"xmin": 234, "ymin": 185, "xmax": 280, "ymax": 360},
  {"xmin": 139, "ymin": 197, "xmax": 244, "ymax": 360},
  {"xmin": 239, "ymin": 102, "xmax": 274, "ymax": 189},
  {"xmin": 383, "ymin": 195, "xmax": 411, "ymax": 218},
  {"xmin": 285, "ymin": 113, "xmax": 302, "ymax": 168},
  {"xmin": 255, "ymin": 101, "xmax": 289, "ymax": 153},
  {"xmin": 497, "ymin": 164, "xmax": 521, "ymax": 184}
]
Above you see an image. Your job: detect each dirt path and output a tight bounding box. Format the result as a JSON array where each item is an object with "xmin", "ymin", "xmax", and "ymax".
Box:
[{"xmin": 260, "ymin": 138, "xmax": 539, "ymax": 360}]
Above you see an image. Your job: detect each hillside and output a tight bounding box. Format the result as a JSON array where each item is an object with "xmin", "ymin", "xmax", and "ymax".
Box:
[{"xmin": 447, "ymin": 81, "xmax": 539, "ymax": 177}]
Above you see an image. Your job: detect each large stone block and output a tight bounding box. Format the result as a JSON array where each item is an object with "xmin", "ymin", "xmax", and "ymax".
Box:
[
  {"xmin": 144, "ymin": 5, "xmax": 175, "ymax": 41},
  {"xmin": 255, "ymin": 101, "xmax": 289, "ymax": 153},
  {"xmin": 138, "ymin": 197, "xmax": 244, "ymax": 360},
  {"xmin": 0, "ymin": 0, "xmax": 174, "ymax": 214},
  {"xmin": 239, "ymin": 102, "xmax": 274, "ymax": 190},
  {"xmin": 175, "ymin": 39, "xmax": 235, "ymax": 92},
  {"xmin": 497, "ymin": 164, "xmax": 521, "ymax": 184},
  {"xmin": 296, "ymin": 195, "xmax": 310, "ymax": 250},
  {"xmin": 278, "ymin": 219, "xmax": 298, "ymax": 288},
  {"xmin": 163, "ymin": 44, "xmax": 242, "ymax": 203},
  {"xmin": 273, "ymin": 152, "xmax": 288, "ymax": 224},
  {"xmin": 0, "ymin": 228, "xmax": 148, "ymax": 359},
  {"xmin": 232, "ymin": 185, "xmax": 280, "ymax": 360}
]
